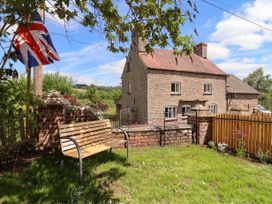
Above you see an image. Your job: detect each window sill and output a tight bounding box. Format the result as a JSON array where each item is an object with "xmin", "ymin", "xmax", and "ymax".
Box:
[
  {"xmin": 165, "ymin": 118, "xmax": 178, "ymax": 121},
  {"xmin": 170, "ymin": 92, "xmax": 181, "ymax": 95},
  {"xmin": 203, "ymin": 92, "xmax": 212, "ymax": 95}
]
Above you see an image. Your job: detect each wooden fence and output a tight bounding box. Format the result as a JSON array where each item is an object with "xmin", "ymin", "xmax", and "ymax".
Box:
[
  {"xmin": 212, "ymin": 113, "xmax": 272, "ymax": 154},
  {"xmin": 0, "ymin": 109, "xmax": 28, "ymax": 147}
]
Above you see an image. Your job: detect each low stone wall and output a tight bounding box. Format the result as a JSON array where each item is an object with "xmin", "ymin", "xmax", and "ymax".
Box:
[{"xmin": 113, "ymin": 124, "xmax": 192, "ymax": 147}]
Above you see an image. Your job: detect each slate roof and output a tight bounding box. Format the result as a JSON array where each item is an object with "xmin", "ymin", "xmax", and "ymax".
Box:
[
  {"xmin": 227, "ymin": 75, "xmax": 259, "ymax": 94},
  {"xmin": 139, "ymin": 49, "xmax": 226, "ymax": 75}
]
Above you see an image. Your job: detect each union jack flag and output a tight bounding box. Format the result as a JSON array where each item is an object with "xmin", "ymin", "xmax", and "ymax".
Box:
[{"xmin": 13, "ymin": 11, "xmax": 59, "ymax": 68}]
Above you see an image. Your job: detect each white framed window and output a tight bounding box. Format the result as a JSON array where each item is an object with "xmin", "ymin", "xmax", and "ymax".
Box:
[
  {"xmin": 209, "ymin": 103, "xmax": 217, "ymax": 114},
  {"xmin": 128, "ymin": 82, "xmax": 131, "ymax": 94},
  {"xmin": 165, "ymin": 106, "xmax": 177, "ymax": 119},
  {"xmin": 181, "ymin": 105, "xmax": 191, "ymax": 115},
  {"xmin": 204, "ymin": 83, "xmax": 212, "ymax": 94},
  {"xmin": 171, "ymin": 82, "xmax": 181, "ymax": 94}
]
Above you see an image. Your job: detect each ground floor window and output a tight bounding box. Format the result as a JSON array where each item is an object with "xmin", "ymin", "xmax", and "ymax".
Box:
[
  {"xmin": 165, "ymin": 106, "xmax": 177, "ymax": 119},
  {"xmin": 209, "ymin": 103, "xmax": 217, "ymax": 114},
  {"xmin": 181, "ymin": 105, "xmax": 191, "ymax": 115}
]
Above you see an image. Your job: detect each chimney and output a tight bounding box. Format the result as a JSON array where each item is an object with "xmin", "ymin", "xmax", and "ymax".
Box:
[
  {"xmin": 131, "ymin": 29, "xmax": 146, "ymax": 52},
  {"xmin": 194, "ymin": 42, "xmax": 207, "ymax": 59}
]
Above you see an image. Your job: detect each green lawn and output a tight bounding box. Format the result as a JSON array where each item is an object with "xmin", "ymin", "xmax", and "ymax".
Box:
[{"xmin": 1, "ymin": 146, "xmax": 272, "ymax": 203}]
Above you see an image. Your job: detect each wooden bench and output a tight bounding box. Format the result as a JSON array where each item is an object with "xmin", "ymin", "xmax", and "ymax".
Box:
[{"xmin": 58, "ymin": 119, "xmax": 129, "ymax": 183}]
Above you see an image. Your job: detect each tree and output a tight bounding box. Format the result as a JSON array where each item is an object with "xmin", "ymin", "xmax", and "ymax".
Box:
[
  {"xmin": 86, "ymin": 84, "xmax": 99, "ymax": 106},
  {"xmin": 244, "ymin": 68, "xmax": 272, "ymax": 93},
  {"xmin": 42, "ymin": 72, "xmax": 74, "ymax": 94},
  {"xmin": 0, "ymin": 0, "xmax": 198, "ymax": 70},
  {"xmin": 244, "ymin": 68, "xmax": 272, "ymax": 110}
]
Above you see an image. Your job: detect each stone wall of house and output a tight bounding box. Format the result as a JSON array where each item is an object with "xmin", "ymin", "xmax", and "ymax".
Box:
[
  {"xmin": 147, "ymin": 70, "xmax": 226, "ymax": 123},
  {"xmin": 118, "ymin": 40, "xmax": 148, "ymax": 124},
  {"xmin": 112, "ymin": 124, "xmax": 192, "ymax": 147},
  {"xmin": 227, "ymin": 94, "xmax": 259, "ymax": 113}
]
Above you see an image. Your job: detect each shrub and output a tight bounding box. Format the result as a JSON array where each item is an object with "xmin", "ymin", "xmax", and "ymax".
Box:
[
  {"xmin": 233, "ymin": 130, "xmax": 247, "ymax": 157},
  {"xmin": 256, "ymin": 150, "xmax": 271, "ymax": 164},
  {"xmin": 96, "ymin": 102, "xmax": 108, "ymax": 111},
  {"xmin": 216, "ymin": 143, "xmax": 228, "ymax": 153},
  {"xmin": 207, "ymin": 141, "xmax": 215, "ymax": 149},
  {"xmin": 235, "ymin": 147, "xmax": 245, "ymax": 157}
]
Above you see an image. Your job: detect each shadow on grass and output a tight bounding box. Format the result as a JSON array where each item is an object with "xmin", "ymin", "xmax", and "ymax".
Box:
[{"xmin": 0, "ymin": 150, "xmax": 129, "ymax": 203}]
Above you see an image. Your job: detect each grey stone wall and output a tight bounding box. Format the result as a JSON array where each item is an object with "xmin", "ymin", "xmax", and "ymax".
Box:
[
  {"xmin": 227, "ymin": 93, "xmax": 259, "ymax": 113},
  {"xmin": 118, "ymin": 45, "xmax": 148, "ymax": 124},
  {"xmin": 147, "ymin": 70, "xmax": 227, "ymax": 123}
]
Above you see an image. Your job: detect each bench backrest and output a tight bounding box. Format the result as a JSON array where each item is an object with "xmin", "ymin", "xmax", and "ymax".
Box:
[{"xmin": 58, "ymin": 119, "xmax": 112, "ymax": 153}]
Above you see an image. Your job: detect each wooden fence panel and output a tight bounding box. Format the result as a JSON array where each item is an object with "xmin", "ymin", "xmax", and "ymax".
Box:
[{"xmin": 212, "ymin": 113, "xmax": 272, "ymax": 155}]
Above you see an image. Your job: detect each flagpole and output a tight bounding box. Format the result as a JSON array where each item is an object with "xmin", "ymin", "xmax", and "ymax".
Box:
[
  {"xmin": 26, "ymin": 65, "xmax": 31, "ymax": 138},
  {"xmin": 33, "ymin": 8, "xmax": 44, "ymax": 97}
]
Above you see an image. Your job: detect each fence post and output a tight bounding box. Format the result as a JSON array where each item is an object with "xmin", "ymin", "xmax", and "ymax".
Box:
[
  {"xmin": 0, "ymin": 110, "xmax": 6, "ymax": 146},
  {"xmin": 18, "ymin": 108, "xmax": 25, "ymax": 140},
  {"xmin": 9, "ymin": 110, "xmax": 16, "ymax": 144}
]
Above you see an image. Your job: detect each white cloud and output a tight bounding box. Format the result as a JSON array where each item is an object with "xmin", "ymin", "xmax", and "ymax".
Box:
[
  {"xmin": 59, "ymin": 43, "xmax": 105, "ymax": 58},
  {"xmin": 210, "ymin": 0, "xmax": 272, "ymax": 50},
  {"xmin": 216, "ymin": 57, "xmax": 266, "ymax": 78},
  {"xmin": 47, "ymin": 43, "xmax": 125, "ymax": 86},
  {"xmin": 45, "ymin": 0, "xmax": 80, "ymax": 30},
  {"xmin": 44, "ymin": 70, "xmax": 96, "ymax": 85},
  {"xmin": 207, "ymin": 43, "xmax": 230, "ymax": 60},
  {"xmin": 99, "ymin": 59, "xmax": 126, "ymax": 74},
  {"xmin": 245, "ymin": 0, "xmax": 272, "ymax": 22},
  {"xmin": 58, "ymin": 43, "xmax": 107, "ymax": 71}
]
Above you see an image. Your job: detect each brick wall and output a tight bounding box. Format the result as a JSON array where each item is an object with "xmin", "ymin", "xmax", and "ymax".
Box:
[
  {"xmin": 113, "ymin": 125, "xmax": 192, "ymax": 147},
  {"xmin": 38, "ymin": 105, "xmax": 98, "ymax": 149},
  {"xmin": 187, "ymin": 114, "xmax": 213, "ymax": 145}
]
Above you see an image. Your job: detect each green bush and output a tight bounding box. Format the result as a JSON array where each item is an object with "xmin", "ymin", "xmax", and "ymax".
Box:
[
  {"xmin": 256, "ymin": 150, "xmax": 271, "ymax": 164},
  {"xmin": 207, "ymin": 141, "xmax": 215, "ymax": 149},
  {"xmin": 43, "ymin": 72, "xmax": 74, "ymax": 94}
]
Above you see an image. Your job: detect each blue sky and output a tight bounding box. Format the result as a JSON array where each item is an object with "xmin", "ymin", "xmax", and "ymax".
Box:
[{"xmin": 14, "ymin": 0, "xmax": 272, "ymax": 86}]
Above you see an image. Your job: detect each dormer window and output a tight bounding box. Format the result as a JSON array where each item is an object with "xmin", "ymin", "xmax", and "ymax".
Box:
[
  {"xmin": 204, "ymin": 83, "xmax": 212, "ymax": 94},
  {"xmin": 171, "ymin": 82, "xmax": 181, "ymax": 94}
]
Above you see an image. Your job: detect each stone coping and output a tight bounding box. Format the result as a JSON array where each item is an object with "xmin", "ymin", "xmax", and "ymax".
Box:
[
  {"xmin": 113, "ymin": 123, "xmax": 192, "ymax": 133},
  {"xmin": 186, "ymin": 113, "xmax": 215, "ymax": 118}
]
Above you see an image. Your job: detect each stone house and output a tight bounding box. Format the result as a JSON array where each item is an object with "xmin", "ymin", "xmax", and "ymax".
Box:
[
  {"xmin": 117, "ymin": 34, "xmax": 258, "ymax": 124},
  {"xmin": 226, "ymin": 74, "xmax": 259, "ymax": 113}
]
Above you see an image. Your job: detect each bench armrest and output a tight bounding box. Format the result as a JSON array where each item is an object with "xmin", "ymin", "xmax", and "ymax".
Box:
[
  {"xmin": 115, "ymin": 127, "xmax": 129, "ymax": 142},
  {"xmin": 115, "ymin": 127, "xmax": 129, "ymax": 158},
  {"xmin": 60, "ymin": 136, "xmax": 82, "ymax": 159}
]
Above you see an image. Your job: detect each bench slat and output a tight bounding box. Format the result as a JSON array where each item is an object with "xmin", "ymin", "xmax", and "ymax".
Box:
[
  {"xmin": 58, "ymin": 119, "xmax": 127, "ymax": 159},
  {"xmin": 60, "ymin": 129, "xmax": 112, "ymax": 146},
  {"xmin": 60, "ymin": 128, "xmax": 112, "ymax": 141},
  {"xmin": 61, "ymin": 132, "xmax": 112, "ymax": 148},
  {"xmin": 61, "ymin": 133, "xmax": 113, "ymax": 151},
  {"xmin": 59, "ymin": 125, "xmax": 112, "ymax": 137},
  {"xmin": 63, "ymin": 139, "xmax": 126, "ymax": 158},
  {"xmin": 59, "ymin": 122, "xmax": 111, "ymax": 134},
  {"xmin": 59, "ymin": 120, "xmax": 110, "ymax": 129}
]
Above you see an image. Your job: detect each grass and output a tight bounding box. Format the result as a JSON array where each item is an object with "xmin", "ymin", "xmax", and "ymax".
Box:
[{"xmin": 1, "ymin": 146, "xmax": 272, "ymax": 203}]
